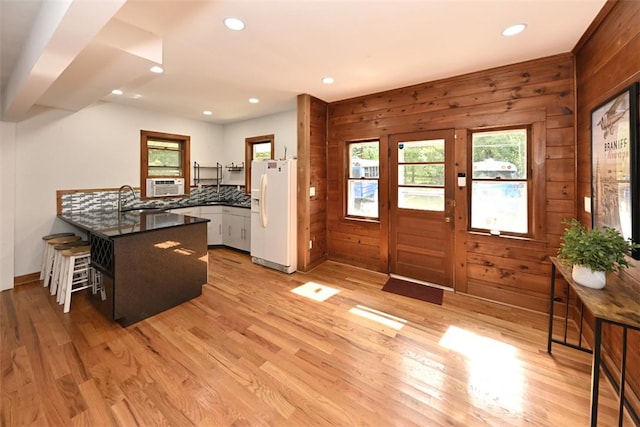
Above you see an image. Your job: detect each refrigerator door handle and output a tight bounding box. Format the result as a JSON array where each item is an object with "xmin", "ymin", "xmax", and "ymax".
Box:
[{"xmin": 260, "ymin": 173, "xmax": 268, "ymax": 228}]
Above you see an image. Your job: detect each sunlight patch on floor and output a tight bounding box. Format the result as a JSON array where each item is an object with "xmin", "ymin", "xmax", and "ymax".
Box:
[
  {"xmin": 291, "ymin": 281, "xmax": 340, "ymax": 302},
  {"xmin": 439, "ymin": 325, "xmax": 524, "ymax": 413},
  {"xmin": 349, "ymin": 305, "xmax": 407, "ymax": 330}
]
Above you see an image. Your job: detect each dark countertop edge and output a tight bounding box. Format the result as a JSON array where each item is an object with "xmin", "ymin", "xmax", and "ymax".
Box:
[
  {"xmin": 57, "ymin": 213, "xmax": 209, "ymax": 239},
  {"xmin": 121, "ymin": 201, "xmax": 250, "ymax": 212}
]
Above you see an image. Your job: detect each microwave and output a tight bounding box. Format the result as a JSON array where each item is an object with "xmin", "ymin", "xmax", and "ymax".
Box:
[{"xmin": 146, "ymin": 178, "xmax": 185, "ymax": 197}]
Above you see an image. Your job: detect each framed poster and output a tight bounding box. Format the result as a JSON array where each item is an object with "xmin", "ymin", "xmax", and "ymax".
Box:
[{"xmin": 590, "ymin": 82, "xmax": 639, "ymax": 259}]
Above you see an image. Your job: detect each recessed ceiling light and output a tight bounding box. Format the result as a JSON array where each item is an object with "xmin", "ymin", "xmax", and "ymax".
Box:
[
  {"xmin": 249, "ymin": 97, "xmax": 260, "ymax": 104},
  {"xmin": 203, "ymin": 110, "xmax": 213, "ymax": 116},
  {"xmin": 111, "ymin": 89, "xmax": 123, "ymax": 95},
  {"xmin": 502, "ymin": 23, "xmax": 527, "ymax": 37},
  {"xmin": 224, "ymin": 17, "xmax": 245, "ymax": 31},
  {"xmin": 322, "ymin": 77, "xmax": 335, "ymax": 84},
  {"xmin": 150, "ymin": 65, "xmax": 164, "ymax": 73}
]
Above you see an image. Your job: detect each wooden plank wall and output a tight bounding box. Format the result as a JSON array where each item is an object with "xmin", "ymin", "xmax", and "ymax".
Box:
[
  {"xmin": 574, "ymin": 0, "xmax": 640, "ymax": 416},
  {"xmin": 326, "ymin": 54, "xmax": 576, "ymax": 312},
  {"xmin": 297, "ymin": 94, "xmax": 328, "ymax": 272}
]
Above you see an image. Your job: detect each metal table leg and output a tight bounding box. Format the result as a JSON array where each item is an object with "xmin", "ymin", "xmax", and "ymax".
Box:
[
  {"xmin": 590, "ymin": 318, "xmax": 602, "ymax": 427},
  {"xmin": 547, "ymin": 263, "xmax": 556, "ymax": 354}
]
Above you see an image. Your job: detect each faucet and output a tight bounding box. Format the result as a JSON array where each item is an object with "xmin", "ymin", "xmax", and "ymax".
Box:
[{"xmin": 118, "ymin": 185, "xmax": 137, "ymax": 212}]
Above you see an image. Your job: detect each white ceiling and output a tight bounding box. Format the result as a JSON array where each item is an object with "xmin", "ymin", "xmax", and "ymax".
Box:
[{"xmin": 0, "ymin": 0, "xmax": 606, "ymax": 124}]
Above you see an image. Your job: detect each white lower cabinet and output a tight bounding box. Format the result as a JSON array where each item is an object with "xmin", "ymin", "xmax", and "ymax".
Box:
[
  {"xmin": 168, "ymin": 205, "xmax": 250, "ymax": 250},
  {"xmin": 222, "ymin": 207, "xmax": 251, "ymax": 251},
  {"xmin": 200, "ymin": 206, "xmax": 223, "ymax": 246}
]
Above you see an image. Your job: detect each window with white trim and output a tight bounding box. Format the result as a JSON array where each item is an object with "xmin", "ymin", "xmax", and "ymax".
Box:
[
  {"xmin": 347, "ymin": 140, "xmax": 379, "ymax": 219},
  {"xmin": 470, "ymin": 127, "xmax": 529, "ymax": 235}
]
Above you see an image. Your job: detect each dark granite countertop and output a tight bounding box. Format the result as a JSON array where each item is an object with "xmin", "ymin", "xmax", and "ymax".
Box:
[
  {"xmin": 164, "ymin": 201, "xmax": 251, "ymax": 209},
  {"xmin": 58, "ymin": 209, "xmax": 209, "ymax": 238},
  {"xmin": 122, "ymin": 200, "xmax": 251, "ymax": 211}
]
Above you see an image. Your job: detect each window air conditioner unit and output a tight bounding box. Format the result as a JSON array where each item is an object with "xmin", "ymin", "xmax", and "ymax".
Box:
[{"xmin": 146, "ymin": 178, "xmax": 185, "ymax": 197}]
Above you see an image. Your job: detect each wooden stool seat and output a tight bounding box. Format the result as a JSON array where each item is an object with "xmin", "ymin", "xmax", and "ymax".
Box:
[
  {"xmin": 40, "ymin": 233, "xmax": 76, "ymax": 280},
  {"xmin": 47, "ymin": 235, "xmax": 81, "ymax": 245},
  {"xmin": 42, "ymin": 232, "xmax": 75, "ymax": 240},
  {"xmin": 54, "ymin": 240, "xmax": 89, "ymax": 251},
  {"xmin": 61, "ymin": 246, "xmax": 91, "ymax": 257},
  {"xmin": 43, "ymin": 235, "xmax": 81, "ymax": 287}
]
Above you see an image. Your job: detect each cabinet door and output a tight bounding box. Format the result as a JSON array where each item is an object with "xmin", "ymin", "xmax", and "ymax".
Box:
[
  {"xmin": 199, "ymin": 213, "xmax": 222, "ymax": 245},
  {"xmin": 222, "ymin": 213, "xmax": 244, "ymax": 250},
  {"xmin": 242, "ymin": 216, "xmax": 251, "ymax": 252},
  {"xmin": 201, "ymin": 206, "xmax": 222, "ymax": 245}
]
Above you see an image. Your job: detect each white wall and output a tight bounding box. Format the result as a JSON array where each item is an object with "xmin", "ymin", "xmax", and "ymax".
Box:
[
  {"xmin": 1, "ymin": 121, "xmax": 16, "ymax": 290},
  {"xmin": 7, "ymin": 102, "xmax": 297, "ymax": 280},
  {"xmin": 221, "ymin": 110, "xmax": 297, "ymax": 185},
  {"xmin": 13, "ymin": 102, "xmax": 223, "ymax": 277}
]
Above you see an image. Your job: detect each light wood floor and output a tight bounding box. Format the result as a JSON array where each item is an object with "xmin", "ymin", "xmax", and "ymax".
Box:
[{"xmin": 1, "ymin": 248, "xmax": 630, "ymax": 426}]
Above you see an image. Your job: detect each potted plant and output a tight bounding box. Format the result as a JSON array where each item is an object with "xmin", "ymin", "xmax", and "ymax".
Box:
[{"xmin": 557, "ymin": 219, "xmax": 638, "ymax": 289}]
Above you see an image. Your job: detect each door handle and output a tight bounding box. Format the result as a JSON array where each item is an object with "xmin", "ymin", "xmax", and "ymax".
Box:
[{"xmin": 444, "ymin": 217, "xmax": 452, "ymax": 223}]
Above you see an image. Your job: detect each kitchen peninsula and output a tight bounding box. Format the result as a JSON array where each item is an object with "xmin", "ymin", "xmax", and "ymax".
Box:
[{"xmin": 59, "ymin": 209, "xmax": 208, "ymax": 326}]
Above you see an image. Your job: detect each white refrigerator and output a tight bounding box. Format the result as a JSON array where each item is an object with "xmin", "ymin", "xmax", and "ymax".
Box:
[{"xmin": 250, "ymin": 159, "xmax": 297, "ymax": 273}]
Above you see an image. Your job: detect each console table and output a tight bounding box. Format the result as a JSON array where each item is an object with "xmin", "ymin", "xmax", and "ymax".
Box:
[{"xmin": 547, "ymin": 257, "xmax": 640, "ymax": 426}]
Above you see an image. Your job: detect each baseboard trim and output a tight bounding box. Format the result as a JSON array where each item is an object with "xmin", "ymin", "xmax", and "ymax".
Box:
[{"xmin": 14, "ymin": 272, "xmax": 40, "ymax": 286}]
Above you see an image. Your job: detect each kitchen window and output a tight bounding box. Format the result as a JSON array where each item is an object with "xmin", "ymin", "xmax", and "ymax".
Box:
[
  {"xmin": 245, "ymin": 134, "xmax": 274, "ymax": 194},
  {"xmin": 346, "ymin": 140, "xmax": 380, "ymax": 219},
  {"xmin": 140, "ymin": 130, "xmax": 190, "ymax": 197},
  {"xmin": 470, "ymin": 127, "xmax": 529, "ymax": 235}
]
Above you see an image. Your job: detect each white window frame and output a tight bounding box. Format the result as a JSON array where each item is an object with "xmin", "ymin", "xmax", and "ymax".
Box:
[{"xmin": 469, "ymin": 126, "xmax": 531, "ymax": 236}]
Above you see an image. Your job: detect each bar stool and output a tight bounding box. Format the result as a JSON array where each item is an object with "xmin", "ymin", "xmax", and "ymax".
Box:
[
  {"xmin": 56, "ymin": 245, "xmax": 94, "ymax": 313},
  {"xmin": 43, "ymin": 235, "xmax": 81, "ymax": 288},
  {"xmin": 50, "ymin": 240, "xmax": 89, "ymax": 297},
  {"xmin": 40, "ymin": 233, "xmax": 75, "ymax": 280}
]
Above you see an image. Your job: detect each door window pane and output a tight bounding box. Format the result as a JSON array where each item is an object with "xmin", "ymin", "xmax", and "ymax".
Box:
[
  {"xmin": 398, "ymin": 165, "xmax": 444, "ymax": 186},
  {"xmin": 398, "ymin": 139, "xmax": 444, "ymax": 162},
  {"xmin": 397, "ymin": 139, "xmax": 445, "ymax": 211},
  {"xmin": 398, "ymin": 187, "xmax": 444, "ymax": 211}
]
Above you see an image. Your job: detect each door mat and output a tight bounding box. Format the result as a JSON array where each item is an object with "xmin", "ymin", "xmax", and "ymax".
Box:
[{"xmin": 382, "ymin": 277, "xmax": 444, "ymax": 306}]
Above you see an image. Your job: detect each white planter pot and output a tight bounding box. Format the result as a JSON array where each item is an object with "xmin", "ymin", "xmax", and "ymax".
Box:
[{"xmin": 572, "ymin": 264, "xmax": 606, "ymax": 289}]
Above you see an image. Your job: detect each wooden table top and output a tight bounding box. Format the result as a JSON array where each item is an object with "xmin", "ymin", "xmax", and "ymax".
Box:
[{"xmin": 550, "ymin": 257, "xmax": 640, "ymax": 330}]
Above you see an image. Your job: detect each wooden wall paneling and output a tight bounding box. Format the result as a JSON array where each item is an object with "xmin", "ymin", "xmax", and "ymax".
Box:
[
  {"xmin": 574, "ymin": 0, "xmax": 640, "ymax": 418},
  {"xmin": 545, "ymin": 199, "xmax": 575, "ymax": 214},
  {"xmin": 546, "ymin": 113, "xmax": 575, "ymax": 130},
  {"xmin": 575, "ymin": 1, "xmax": 640, "ymax": 88},
  {"xmin": 309, "ymin": 96, "xmax": 329, "ymax": 269},
  {"xmin": 454, "ymin": 129, "xmax": 469, "ymax": 292},
  {"xmin": 297, "ymin": 94, "xmax": 328, "ymax": 272},
  {"xmin": 297, "ymin": 95, "xmax": 312, "ymax": 272},
  {"xmin": 546, "ymin": 211, "xmax": 572, "ymax": 235},
  {"xmin": 329, "ymin": 55, "xmax": 573, "ymax": 120},
  {"xmin": 546, "ymin": 181, "xmax": 575, "ymax": 200},
  {"xmin": 546, "ymin": 127, "xmax": 574, "ymax": 147},
  {"xmin": 532, "ymin": 121, "xmax": 547, "ymax": 240},
  {"xmin": 327, "ymin": 54, "xmax": 575, "ymax": 307},
  {"xmin": 465, "ymin": 279, "xmax": 550, "ymax": 313}
]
